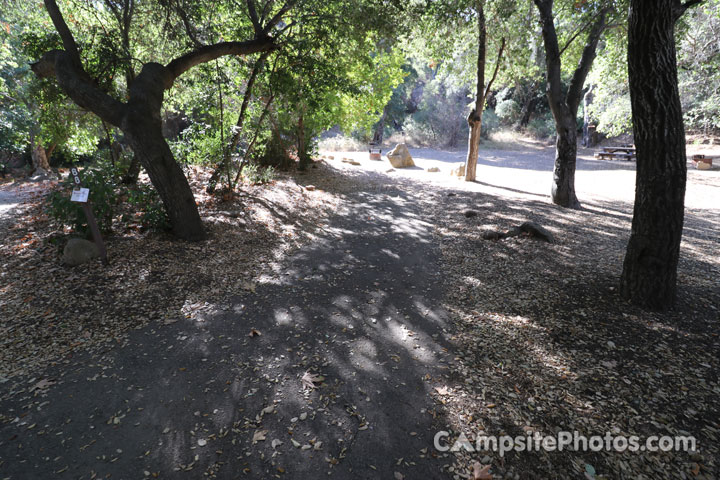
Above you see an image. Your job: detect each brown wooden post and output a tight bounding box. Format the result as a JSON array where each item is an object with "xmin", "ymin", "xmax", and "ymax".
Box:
[{"xmin": 69, "ymin": 167, "xmax": 108, "ymax": 265}]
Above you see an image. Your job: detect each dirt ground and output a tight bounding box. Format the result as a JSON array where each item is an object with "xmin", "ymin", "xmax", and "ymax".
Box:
[
  {"xmin": 1, "ymin": 140, "xmax": 718, "ymax": 479},
  {"xmin": 320, "ymin": 140, "xmax": 719, "ymax": 479}
]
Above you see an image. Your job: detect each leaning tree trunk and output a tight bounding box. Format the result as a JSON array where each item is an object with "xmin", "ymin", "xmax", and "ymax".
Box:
[
  {"xmin": 123, "ymin": 64, "xmax": 206, "ymax": 241},
  {"xmin": 620, "ymin": 0, "xmax": 691, "ymax": 310},
  {"xmin": 551, "ymin": 111, "xmax": 580, "ymax": 208}
]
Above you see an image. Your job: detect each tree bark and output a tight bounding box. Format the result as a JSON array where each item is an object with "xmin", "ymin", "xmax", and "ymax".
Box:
[
  {"xmin": 31, "ymin": 144, "xmax": 52, "ymax": 175},
  {"xmin": 582, "ymin": 85, "xmax": 594, "ymax": 147},
  {"xmin": 464, "ymin": 1, "xmax": 486, "ymax": 182},
  {"xmin": 534, "ymin": 0, "xmax": 607, "ymax": 208},
  {"xmin": 619, "ymin": 0, "xmax": 699, "ymax": 310},
  {"xmin": 122, "ymin": 154, "xmax": 141, "ymax": 184}
]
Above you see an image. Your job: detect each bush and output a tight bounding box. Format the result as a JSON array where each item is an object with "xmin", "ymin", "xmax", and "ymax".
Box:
[
  {"xmin": 170, "ymin": 123, "xmax": 224, "ymax": 166},
  {"xmin": 46, "ymin": 162, "xmax": 118, "ymax": 234},
  {"xmin": 242, "ymin": 163, "xmax": 275, "ymax": 185},
  {"xmin": 124, "ymin": 183, "xmax": 169, "ymax": 231},
  {"xmin": 526, "ymin": 114, "xmax": 556, "ymax": 140},
  {"xmin": 481, "ymin": 109, "xmax": 500, "ymax": 139},
  {"xmin": 495, "ymin": 99, "xmax": 520, "ymax": 124}
]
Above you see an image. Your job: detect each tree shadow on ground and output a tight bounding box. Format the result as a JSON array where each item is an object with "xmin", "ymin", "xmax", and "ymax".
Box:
[
  {"xmin": 0, "ymin": 170, "xmax": 457, "ymax": 479},
  {"xmin": 433, "ymin": 185, "xmax": 719, "ymax": 478}
]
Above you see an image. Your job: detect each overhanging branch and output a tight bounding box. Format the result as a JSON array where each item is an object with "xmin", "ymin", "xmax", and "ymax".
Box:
[{"xmin": 165, "ymin": 37, "xmax": 277, "ymax": 80}]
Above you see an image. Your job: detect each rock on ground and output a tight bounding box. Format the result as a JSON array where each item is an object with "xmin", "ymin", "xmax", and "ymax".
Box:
[
  {"xmin": 62, "ymin": 238, "xmax": 100, "ymax": 266},
  {"xmin": 386, "ymin": 143, "xmax": 415, "ymax": 168}
]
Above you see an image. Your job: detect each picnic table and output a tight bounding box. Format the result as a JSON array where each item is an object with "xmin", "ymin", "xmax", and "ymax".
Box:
[{"xmin": 594, "ymin": 145, "xmax": 636, "ymax": 161}]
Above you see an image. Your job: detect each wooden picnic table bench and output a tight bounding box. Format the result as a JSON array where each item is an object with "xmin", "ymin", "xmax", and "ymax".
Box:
[{"xmin": 594, "ymin": 145, "xmax": 636, "ymax": 161}]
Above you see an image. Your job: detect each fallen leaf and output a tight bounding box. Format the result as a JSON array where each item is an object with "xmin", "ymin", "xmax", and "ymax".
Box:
[
  {"xmin": 301, "ymin": 371, "xmax": 324, "ymax": 389},
  {"xmin": 30, "ymin": 378, "xmax": 55, "ymax": 391},
  {"xmin": 252, "ymin": 430, "xmax": 267, "ymax": 444},
  {"xmin": 473, "ymin": 462, "xmax": 493, "ymax": 480}
]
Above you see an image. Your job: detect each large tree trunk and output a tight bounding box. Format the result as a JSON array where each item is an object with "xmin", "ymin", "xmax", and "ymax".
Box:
[
  {"xmin": 123, "ymin": 64, "xmax": 206, "ymax": 241},
  {"xmin": 31, "ymin": 144, "xmax": 52, "ymax": 175},
  {"xmin": 552, "ymin": 112, "xmax": 580, "ymax": 208},
  {"xmin": 619, "ymin": 0, "xmax": 693, "ymax": 310}
]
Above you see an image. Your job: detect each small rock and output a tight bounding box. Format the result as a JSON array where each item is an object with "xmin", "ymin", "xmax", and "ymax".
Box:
[
  {"xmin": 519, "ymin": 221, "xmax": 555, "ymax": 243},
  {"xmin": 464, "ymin": 210, "xmax": 478, "ymax": 218},
  {"xmin": 450, "ymin": 164, "xmax": 465, "ymax": 177},
  {"xmin": 305, "ymin": 185, "xmax": 316, "ymax": 191},
  {"xmin": 426, "ymin": 167, "xmax": 440, "ymax": 173}
]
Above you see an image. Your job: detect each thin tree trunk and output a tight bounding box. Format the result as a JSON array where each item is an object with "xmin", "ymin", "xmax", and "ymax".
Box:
[
  {"xmin": 31, "ymin": 144, "xmax": 52, "ymax": 174},
  {"xmin": 534, "ymin": 0, "xmax": 607, "ymax": 208},
  {"xmin": 233, "ymin": 95, "xmax": 274, "ymax": 188},
  {"xmin": 122, "ymin": 154, "xmax": 141, "ymax": 184},
  {"xmin": 465, "ymin": 4, "xmax": 505, "ymax": 182},
  {"xmin": 464, "ymin": 1, "xmax": 486, "ymax": 182},
  {"xmin": 297, "ymin": 110, "xmax": 309, "ymax": 170},
  {"xmin": 620, "ymin": 0, "xmax": 697, "ymax": 310},
  {"xmin": 207, "ymin": 52, "xmax": 269, "ymax": 194}
]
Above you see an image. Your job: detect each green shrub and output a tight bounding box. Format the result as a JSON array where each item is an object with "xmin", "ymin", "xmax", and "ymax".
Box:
[
  {"xmin": 125, "ymin": 183, "xmax": 169, "ymax": 231},
  {"xmin": 527, "ymin": 114, "xmax": 556, "ymax": 140},
  {"xmin": 495, "ymin": 99, "xmax": 520, "ymax": 124},
  {"xmin": 46, "ymin": 162, "xmax": 117, "ymax": 234},
  {"xmin": 481, "ymin": 109, "xmax": 500, "ymax": 139},
  {"xmin": 170, "ymin": 123, "xmax": 224, "ymax": 166},
  {"xmin": 243, "ymin": 163, "xmax": 276, "ymax": 185}
]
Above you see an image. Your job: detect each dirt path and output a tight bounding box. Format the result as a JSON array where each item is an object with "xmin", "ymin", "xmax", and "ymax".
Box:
[
  {"xmin": 0, "ymin": 188, "xmax": 25, "ymax": 236},
  {"xmin": 0, "ymin": 172, "xmax": 455, "ymax": 479}
]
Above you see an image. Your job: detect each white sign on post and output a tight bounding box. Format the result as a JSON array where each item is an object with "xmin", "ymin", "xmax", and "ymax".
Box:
[{"xmin": 70, "ymin": 187, "xmax": 90, "ymax": 203}]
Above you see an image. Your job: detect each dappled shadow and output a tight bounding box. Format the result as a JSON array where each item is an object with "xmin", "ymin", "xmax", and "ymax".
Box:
[
  {"xmin": 431, "ymin": 181, "xmax": 719, "ymax": 477},
  {"xmin": 0, "ymin": 169, "xmax": 455, "ymax": 479}
]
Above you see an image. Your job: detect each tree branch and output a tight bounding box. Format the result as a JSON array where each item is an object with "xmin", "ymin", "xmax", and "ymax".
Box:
[
  {"xmin": 677, "ymin": 0, "xmax": 704, "ymax": 18},
  {"xmin": 31, "ymin": 50, "xmax": 127, "ymax": 126},
  {"xmin": 534, "ymin": 0, "xmax": 564, "ymax": 111},
  {"xmin": 165, "ymin": 37, "xmax": 277, "ymax": 80},
  {"xmin": 484, "ymin": 37, "xmax": 506, "ymax": 100},
  {"xmin": 247, "ymin": 0, "xmax": 263, "ymax": 35},
  {"xmin": 43, "ymin": 0, "xmax": 83, "ymax": 67},
  {"xmin": 567, "ymin": 8, "xmax": 608, "ymax": 113},
  {"xmin": 262, "ymin": 0, "xmax": 296, "ymax": 35}
]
